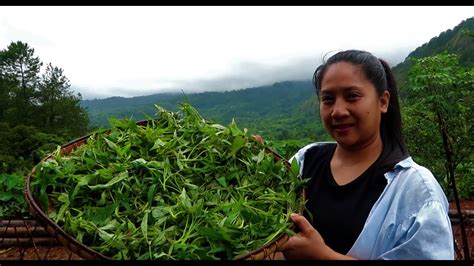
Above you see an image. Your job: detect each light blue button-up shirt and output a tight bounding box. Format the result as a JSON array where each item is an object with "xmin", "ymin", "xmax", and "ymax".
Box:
[{"xmin": 292, "ymin": 142, "xmax": 454, "ymax": 260}]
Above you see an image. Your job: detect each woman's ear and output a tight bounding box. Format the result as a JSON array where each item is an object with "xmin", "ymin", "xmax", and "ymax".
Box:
[{"xmin": 380, "ymin": 90, "xmax": 390, "ymax": 113}]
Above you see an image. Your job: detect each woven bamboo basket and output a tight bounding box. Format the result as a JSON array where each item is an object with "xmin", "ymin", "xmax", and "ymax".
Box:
[{"xmin": 24, "ymin": 120, "xmax": 304, "ymax": 260}]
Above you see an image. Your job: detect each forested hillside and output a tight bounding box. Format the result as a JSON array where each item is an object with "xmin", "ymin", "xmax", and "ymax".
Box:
[
  {"xmin": 81, "ymin": 80, "xmax": 328, "ymax": 143},
  {"xmin": 392, "ymin": 17, "xmax": 474, "ymax": 91}
]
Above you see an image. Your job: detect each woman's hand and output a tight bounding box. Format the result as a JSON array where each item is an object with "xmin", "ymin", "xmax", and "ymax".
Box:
[{"xmin": 278, "ymin": 213, "xmax": 355, "ymax": 260}]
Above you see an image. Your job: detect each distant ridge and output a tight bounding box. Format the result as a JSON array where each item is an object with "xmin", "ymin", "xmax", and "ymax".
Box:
[
  {"xmin": 80, "ymin": 80, "xmax": 325, "ymax": 141},
  {"xmin": 392, "ymin": 17, "xmax": 474, "ymax": 90}
]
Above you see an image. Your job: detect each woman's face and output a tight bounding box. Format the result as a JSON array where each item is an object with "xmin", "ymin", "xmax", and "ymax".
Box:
[{"xmin": 319, "ymin": 62, "xmax": 389, "ymax": 150}]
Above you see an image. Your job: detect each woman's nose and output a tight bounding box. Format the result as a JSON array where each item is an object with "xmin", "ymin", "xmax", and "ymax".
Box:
[{"xmin": 331, "ymin": 99, "xmax": 349, "ymax": 119}]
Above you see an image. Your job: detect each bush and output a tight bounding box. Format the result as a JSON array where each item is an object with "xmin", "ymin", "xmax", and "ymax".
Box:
[{"xmin": 0, "ymin": 173, "xmax": 31, "ymax": 219}]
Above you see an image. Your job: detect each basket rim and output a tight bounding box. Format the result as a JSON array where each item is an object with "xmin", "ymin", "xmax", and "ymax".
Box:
[{"xmin": 23, "ymin": 119, "xmax": 303, "ymax": 260}]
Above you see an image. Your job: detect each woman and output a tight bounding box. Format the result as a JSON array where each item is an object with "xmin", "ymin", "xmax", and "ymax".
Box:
[{"xmin": 278, "ymin": 50, "xmax": 454, "ymax": 260}]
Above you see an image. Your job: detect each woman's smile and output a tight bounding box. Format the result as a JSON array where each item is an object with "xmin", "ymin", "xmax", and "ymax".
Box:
[{"xmin": 331, "ymin": 123, "xmax": 354, "ymax": 133}]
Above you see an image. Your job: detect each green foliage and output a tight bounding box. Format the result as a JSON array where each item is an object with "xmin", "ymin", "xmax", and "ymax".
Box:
[
  {"xmin": 0, "ymin": 41, "xmax": 42, "ymax": 125},
  {"xmin": 0, "ymin": 122, "xmax": 66, "ymax": 173},
  {"xmin": 37, "ymin": 63, "xmax": 90, "ymax": 137},
  {"xmin": 0, "ymin": 40, "xmax": 90, "ymax": 170},
  {"xmin": 393, "ymin": 17, "xmax": 474, "ymax": 92},
  {"xmin": 31, "ymin": 103, "xmax": 307, "ymax": 259},
  {"xmin": 455, "ymin": 160, "xmax": 474, "ymax": 199},
  {"xmin": 266, "ymin": 138, "xmax": 313, "ymax": 160},
  {"xmin": 0, "ymin": 41, "xmax": 90, "ymax": 219},
  {"xmin": 0, "ymin": 41, "xmax": 90, "ymax": 137},
  {"xmin": 402, "ymin": 52, "xmax": 473, "ymax": 199},
  {"xmin": 0, "ymin": 173, "xmax": 30, "ymax": 219}
]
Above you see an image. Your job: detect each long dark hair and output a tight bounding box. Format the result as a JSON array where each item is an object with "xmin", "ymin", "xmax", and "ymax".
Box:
[{"xmin": 312, "ymin": 49, "xmax": 407, "ymax": 155}]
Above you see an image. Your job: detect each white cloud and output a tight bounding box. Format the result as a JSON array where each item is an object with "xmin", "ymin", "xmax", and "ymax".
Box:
[{"xmin": 0, "ymin": 6, "xmax": 473, "ymax": 99}]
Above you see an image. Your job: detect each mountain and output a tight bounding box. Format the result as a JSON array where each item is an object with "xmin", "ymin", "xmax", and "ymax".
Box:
[
  {"xmin": 81, "ymin": 80, "xmax": 326, "ymax": 141},
  {"xmin": 81, "ymin": 17, "xmax": 474, "ymax": 143},
  {"xmin": 392, "ymin": 17, "xmax": 474, "ymax": 91}
]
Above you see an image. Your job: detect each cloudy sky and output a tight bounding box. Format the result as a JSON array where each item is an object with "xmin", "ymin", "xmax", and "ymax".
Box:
[{"xmin": 0, "ymin": 6, "xmax": 473, "ymax": 99}]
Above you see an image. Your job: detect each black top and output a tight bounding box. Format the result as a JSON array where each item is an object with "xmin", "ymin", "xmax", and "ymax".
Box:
[{"xmin": 301, "ymin": 143, "xmax": 408, "ymax": 254}]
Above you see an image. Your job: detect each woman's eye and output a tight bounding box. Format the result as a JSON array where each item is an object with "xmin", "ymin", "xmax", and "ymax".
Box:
[
  {"xmin": 347, "ymin": 93, "xmax": 360, "ymax": 101},
  {"xmin": 321, "ymin": 96, "xmax": 334, "ymax": 103}
]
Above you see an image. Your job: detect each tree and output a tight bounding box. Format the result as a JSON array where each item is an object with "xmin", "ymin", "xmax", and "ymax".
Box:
[
  {"xmin": 37, "ymin": 63, "xmax": 89, "ymax": 137},
  {"xmin": 0, "ymin": 41, "xmax": 90, "ymax": 173},
  {"xmin": 461, "ymin": 28, "xmax": 474, "ymax": 38},
  {"xmin": 0, "ymin": 41, "xmax": 42, "ymax": 125},
  {"xmin": 0, "ymin": 78, "xmax": 12, "ymax": 121},
  {"xmin": 403, "ymin": 52, "xmax": 473, "ymax": 260}
]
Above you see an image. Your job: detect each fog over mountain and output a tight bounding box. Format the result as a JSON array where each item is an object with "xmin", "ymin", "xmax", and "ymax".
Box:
[
  {"xmin": 75, "ymin": 48, "xmax": 410, "ymax": 100},
  {"xmin": 1, "ymin": 6, "xmax": 472, "ymax": 100}
]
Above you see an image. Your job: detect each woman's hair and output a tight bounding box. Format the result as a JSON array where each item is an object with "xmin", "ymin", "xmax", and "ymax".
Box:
[{"xmin": 312, "ymin": 49, "xmax": 407, "ymax": 155}]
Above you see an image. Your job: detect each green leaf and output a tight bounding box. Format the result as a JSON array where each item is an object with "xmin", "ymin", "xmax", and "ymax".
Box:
[
  {"xmin": 147, "ymin": 184, "xmax": 157, "ymax": 205},
  {"xmin": 196, "ymin": 226, "xmax": 230, "ymax": 242},
  {"xmin": 228, "ymin": 119, "xmax": 243, "ymax": 137},
  {"xmin": 84, "ymin": 204, "xmax": 117, "ymax": 225},
  {"xmin": 0, "ymin": 191, "xmax": 14, "ymax": 202},
  {"xmin": 141, "ymin": 210, "xmax": 149, "ymax": 241},
  {"xmin": 104, "ymin": 137, "xmax": 118, "ymax": 151},
  {"xmin": 178, "ymin": 188, "xmax": 192, "ymax": 209},
  {"xmin": 291, "ymin": 158, "xmax": 300, "ymax": 178},
  {"xmin": 87, "ymin": 171, "xmax": 128, "ymax": 190},
  {"xmin": 252, "ymin": 149, "xmax": 265, "ymax": 164},
  {"xmin": 151, "ymin": 138, "xmax": 166, "ymax": 150},
  {"xmin": 217, "ymin": 176, "xmax": 227, "ymax": 188},
  {"xmin": 230, "ymin": 135, "xmax": 246, "ymax": 156},
  {"xmin": 5, "ymin": 175, "xmax": 24, "ymax": 190}
]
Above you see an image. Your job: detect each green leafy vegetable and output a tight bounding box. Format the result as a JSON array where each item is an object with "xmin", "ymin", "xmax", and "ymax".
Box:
[{"xmin": 31, "ymin": 102, "xmax": 307, "ymax": 260}]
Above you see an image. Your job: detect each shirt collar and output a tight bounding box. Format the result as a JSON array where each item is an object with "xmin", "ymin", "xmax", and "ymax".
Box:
[{"xmin": 384, "ymin": 156, "xmax": 413, "ymax": 183}]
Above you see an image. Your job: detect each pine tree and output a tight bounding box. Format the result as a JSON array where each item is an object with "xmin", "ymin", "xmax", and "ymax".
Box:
[{"xmin": 0, "ymin": 41, "xmax": 42, "ymax": 125}]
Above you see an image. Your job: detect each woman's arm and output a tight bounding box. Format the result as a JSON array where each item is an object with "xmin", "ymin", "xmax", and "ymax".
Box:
[{"xmin": 374, "ymin": 200, "xmax": 454, "ymax": 260}]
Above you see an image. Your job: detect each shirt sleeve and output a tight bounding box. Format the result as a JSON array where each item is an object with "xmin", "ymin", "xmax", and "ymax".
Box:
[{"xmin": 377, "ymin": 200, "xmax": 454, "ymax": 260}]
